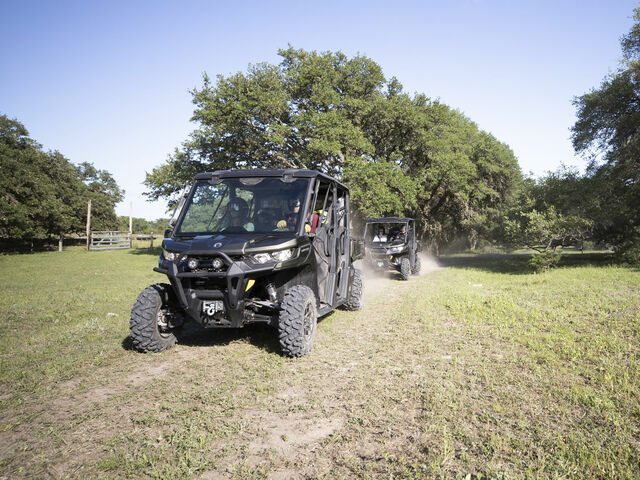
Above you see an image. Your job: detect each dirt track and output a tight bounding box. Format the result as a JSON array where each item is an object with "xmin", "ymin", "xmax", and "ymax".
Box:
[
  {"xmin": 3, "ymin": 253, "xmax": 640, "ymax": 479},
  {"xmin": 1, "ymin": 256, "xmax": 443, "ymax": 478}
]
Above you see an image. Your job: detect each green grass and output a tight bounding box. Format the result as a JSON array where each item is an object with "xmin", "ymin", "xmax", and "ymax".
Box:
[{"xmin": 0, "ymin": 249, "xmax": 638, "ymax": 479}]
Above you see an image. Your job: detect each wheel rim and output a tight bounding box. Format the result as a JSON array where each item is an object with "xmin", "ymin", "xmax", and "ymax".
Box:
[
  {"xmin": 302, "ymin": 302, "xmax": 315, "ymax": 342},
  {"xmin": 156, "ymin": 309, "xmax": 173, "ymax": 338}
]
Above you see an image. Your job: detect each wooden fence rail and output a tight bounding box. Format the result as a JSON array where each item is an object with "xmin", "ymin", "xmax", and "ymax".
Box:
[{"xmin": 90, "ymin": 231, "xmax": 130, "ymax": 251}]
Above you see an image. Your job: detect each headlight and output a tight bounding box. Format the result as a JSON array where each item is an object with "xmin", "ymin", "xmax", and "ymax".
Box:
[
  {"xmin": 252, "ymin": 253, "xmax": 272, "ymax": 264},
  {"xmin": 212, "ymin": 258, "xmax": 224, "ymax": 270},
  {"xmin": 187, "ymin": 258, "xmax": 199, "ymax": 270},
  {"xmin": 163, "ymin": 249, "xmax": 178, "ymax": 261},
  {"xmin": 387, "ymin": 246, "xmax": 403, "ymax": 254},
  {"xmin": 250, "ymin": 248, "xmax": 295, "ymax": 264},
  {"xmin": 271, "ymin": 248, "xmax": 293, "ymax": 262}
]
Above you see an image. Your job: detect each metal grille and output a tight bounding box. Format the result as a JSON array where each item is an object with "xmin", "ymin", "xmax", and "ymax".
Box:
[{"xmin": 90, "ymin": 231, "xmax": 130, "ymax": 250}]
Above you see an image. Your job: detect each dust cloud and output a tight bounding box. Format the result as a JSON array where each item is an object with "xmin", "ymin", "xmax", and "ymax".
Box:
[
  {"xmin": 356, "ymin": 253, "xmax": 441, "ymax": 300},
  {"xmin": 416, "ymin": 252, "xmax": 441, "ymax": 275}
]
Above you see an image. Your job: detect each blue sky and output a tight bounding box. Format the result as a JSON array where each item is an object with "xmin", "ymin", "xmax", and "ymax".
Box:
[{"xmin": 1, "ymin": 0, "xmax": 637, "ymax": 219}]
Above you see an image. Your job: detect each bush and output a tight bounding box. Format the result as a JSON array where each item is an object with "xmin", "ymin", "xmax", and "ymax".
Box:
[
  {"xmin": 529, "ymin": 250, "xmax": 562, "ymax": 273},
  {"xmin": 616, "ymin": 242, "xmax": 640, "ymax": 266}
]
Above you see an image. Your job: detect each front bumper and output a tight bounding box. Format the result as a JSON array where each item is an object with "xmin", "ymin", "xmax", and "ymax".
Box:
[
  {"xmin": 365, "ymin": 248, "xmax": 405, "ymax": 271},
  {"xmin": 155, "ymin": 252, "xmax": 292, "ymax": 328},
  {"xmin": 366, "ymin": 249, "xmax": 393, "ymax": 270}
]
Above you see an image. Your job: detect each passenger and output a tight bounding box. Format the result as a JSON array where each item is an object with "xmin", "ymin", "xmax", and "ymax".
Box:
[
  {"xmin": 373, "ymin": 227, "xmax": 387, "ymax": 243},
  {"xmin": 277, "ymin": 197, "xmax": 301, "ymax": 231}
]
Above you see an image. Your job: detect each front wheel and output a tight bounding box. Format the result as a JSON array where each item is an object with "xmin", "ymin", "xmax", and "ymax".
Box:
[
  {"xmin": 130, "ymin": 283, "xmax": 179, "ymax": 352},
  {"xmin": 400, "ymin": 257, "xmax": 411, "ymax": 281},
  {"xmin": 278, "ymin": 285, "xmax": 318, "ymax": 357}
]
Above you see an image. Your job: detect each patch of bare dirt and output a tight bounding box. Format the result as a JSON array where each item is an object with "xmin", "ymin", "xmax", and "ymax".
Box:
[
  {"xmin": 247, "ymin": 413, "xmax": 344, "ymax": 457},
  {"xmin": 0, "ymin": 347, "xmax": 202, "ymax": 464}
]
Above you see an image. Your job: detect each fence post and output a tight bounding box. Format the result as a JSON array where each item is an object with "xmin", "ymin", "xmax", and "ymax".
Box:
[
  {"xmin": 86, "ymin": 199, "xmax": 91, "ymax": 251},
  {"xmin": 129, "ymin": 201, "xmax": 133, "ymax": 248},
  {"xmin": 150, "ymin": 232, "xmax": 154, "ymax": 249}
]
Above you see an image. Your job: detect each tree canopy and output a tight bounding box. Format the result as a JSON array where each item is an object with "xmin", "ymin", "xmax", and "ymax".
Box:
[
  {"xmin": 499, "ymin": 172, "xmax": 594, "ymax": 253},
  {"xmin": 572, "ymin": 6, "xmax": 640, "ymax": 251},
  {"xmin": 0, "ymin": 114, "xmax": 124, "ymax": 241},
  {"xmin": 145, "ymin": 47, "xmax": 521, "ymax": 248}
]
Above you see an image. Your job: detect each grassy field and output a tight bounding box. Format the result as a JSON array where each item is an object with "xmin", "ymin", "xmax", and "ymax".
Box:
[{"xmin": 0, "ymin": 248, "xmax": 638, "ymax": 479}]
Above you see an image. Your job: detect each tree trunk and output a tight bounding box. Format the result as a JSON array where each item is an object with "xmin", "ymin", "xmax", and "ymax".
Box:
[
  {"xmin": 58, "ymin": 234, "xmax": 63, "ymax": 252},
  {"xmin": 469, "ymin": 230, "xmax": 478, "ymax": 251}
]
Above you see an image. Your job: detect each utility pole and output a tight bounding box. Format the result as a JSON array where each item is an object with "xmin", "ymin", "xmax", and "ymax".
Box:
[{"xmin": 86, "ymin": 199, "xmax": 92, "ymax": 251}]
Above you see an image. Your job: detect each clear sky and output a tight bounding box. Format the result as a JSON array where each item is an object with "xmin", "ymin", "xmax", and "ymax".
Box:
[{"xmin": 1, "ymin": 0, "xmax": 637, "ymax": 219}]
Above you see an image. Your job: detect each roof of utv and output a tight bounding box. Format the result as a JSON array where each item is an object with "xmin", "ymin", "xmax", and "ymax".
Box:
[
  {"xmin": 194, "ymin": 168, "xmax": 347, "ymax": 190},
  {"xmin": 366, "ymin": 217, "xmax": 414, "ymax": 223}
]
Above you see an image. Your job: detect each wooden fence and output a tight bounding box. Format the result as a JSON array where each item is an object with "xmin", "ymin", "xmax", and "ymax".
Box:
[{"xmin": 90, "ymin": 231, "xmax": 130, "ymax": 251}]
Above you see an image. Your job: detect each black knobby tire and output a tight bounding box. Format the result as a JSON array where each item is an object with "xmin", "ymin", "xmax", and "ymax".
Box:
[
  {"xmin": 278, "ymin": 285, "xmax": 318, "ymax": 357},
  {"xmin": 341, "ymin": 268, "xmax": 363, "ymax": 311},
  {"xmin": 400, "ymin": 257, "xmax": 411, "ymax": 281},
  {"xmin": 412, "ymin": 256, "xmax": 422, "ymax": 275},
  {"xmin": 130, "ymin": 283, "xmax": 178, "ymax": 353}
]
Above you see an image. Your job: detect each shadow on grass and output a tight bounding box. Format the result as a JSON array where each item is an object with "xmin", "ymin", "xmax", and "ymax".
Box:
[
  {"xmin": 178, "ymin": 322, "xmax": 281, "ymax": 354},
  {"xmin": 127, "ymin": 247, "xmax": 162, "ymax": 256},
  {"xmin": 122, "ymin": 322, "xmax": 281, "ymax": 355},
  {"xmin": 122, "ymin": 311, "xmax": 338, "ymax": 356},
  {"xmin": 440, "ymin": 252, "xmax": 616, "ymax": 275}
]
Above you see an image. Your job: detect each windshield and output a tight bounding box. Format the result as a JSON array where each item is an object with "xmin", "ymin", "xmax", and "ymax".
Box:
[
  {"xmin": 365, "ymin": 222, "xmax": 409, "ymax": 245},
  {"xmin": 176, "ymin": 177, "xmax": 310, "ymax": 235}
]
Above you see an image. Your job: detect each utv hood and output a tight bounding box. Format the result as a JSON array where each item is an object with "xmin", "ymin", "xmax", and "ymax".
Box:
[{"xmin": 163, "ymin": 233, "xmax": 300, "ymax": 256}]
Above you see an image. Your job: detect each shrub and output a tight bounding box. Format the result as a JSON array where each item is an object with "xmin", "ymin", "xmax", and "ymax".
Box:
[
  {"xmin": 616, "ymin": 242, "xmax": 640, "ymax": 267},
  {"xmin": 529, "ymin": 250, "xmax": 562, "ymax": 272}
]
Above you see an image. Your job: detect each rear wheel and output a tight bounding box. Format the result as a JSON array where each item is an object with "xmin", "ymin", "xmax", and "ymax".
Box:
[
  {"xmin": 400, "ymin": 257, "xmax": 411, "ymax": 281},
  {"xmin": 341, "ymin": 268, "xmax": 363, "ymax": 311},
  {"xmin": 278, "ymin": 285, "xmax": 318, "ymax": 357},
  {"xmin": 412, "ymin": 256, "xmax": 422, "ymax": 275},
  {"xmin": 130, "ymin": 283, "xmax": 179, "ymax": 352}
]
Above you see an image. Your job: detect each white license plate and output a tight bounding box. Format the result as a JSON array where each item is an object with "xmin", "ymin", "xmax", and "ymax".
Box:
[
  {"xmin": 202, "ymin": 300, "xmax": 224, "ymax": 316},
  {"xmin": 377, "ymin": 261, "xmax": 384, "ymax": 267}
]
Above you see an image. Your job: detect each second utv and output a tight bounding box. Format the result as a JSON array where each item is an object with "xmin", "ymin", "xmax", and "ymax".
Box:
[{"xmin": 363, "ymin": 217, "xmax": 421, "ymax": 280}]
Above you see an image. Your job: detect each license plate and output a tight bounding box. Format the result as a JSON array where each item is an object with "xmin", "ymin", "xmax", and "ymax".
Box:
[
  {"xmin": 202, "ymin": 300, "xmax": 224, "ymax": 316},
  {"xmin": 377, "ymin": 261, "xmax": 384, "ymax": 267}
]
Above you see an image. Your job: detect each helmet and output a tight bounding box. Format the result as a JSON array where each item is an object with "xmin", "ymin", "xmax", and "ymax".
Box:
[
  {"xmin": 288, "ymin": 197, "xmax": 301, "ymax": 210},
  {"xmin": 226, "ymin": 197, "xmax": 249, "ymax": 218}
]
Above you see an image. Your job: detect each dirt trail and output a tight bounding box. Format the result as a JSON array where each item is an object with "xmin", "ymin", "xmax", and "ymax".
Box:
[
  {"xmin": 2, "ymin": 261, "xmax": 444, "ymax": 479},
  {"xmin": 360, "ymin": 253, "xmax": 441, "ymax": 298}
]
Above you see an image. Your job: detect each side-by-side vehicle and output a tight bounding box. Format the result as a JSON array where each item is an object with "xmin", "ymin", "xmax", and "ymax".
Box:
[
  {"xmin": 363, "ymin": 217, "xmax": 421, "ymax": 280},
  {"xmin": 130, "ymin": 169, "xmax": 364, "ymax": 357}
]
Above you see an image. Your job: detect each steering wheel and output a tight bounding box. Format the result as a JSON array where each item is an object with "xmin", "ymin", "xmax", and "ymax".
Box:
[{"xmin": 222, "ymin": 226, "xmax": 248, "ymax": 233}]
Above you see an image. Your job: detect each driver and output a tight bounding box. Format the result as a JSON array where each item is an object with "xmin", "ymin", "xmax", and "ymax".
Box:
[
  {"xmin": 277, "ymin": 197, "xmax": 301, "ymax": 231},
  {"xmin": 391, "ymin": 225, "xmax": 407, "ymax": 241},
  {"xmin": 223, "ymin": 198, "xmax": 254, "ymax": 232}
]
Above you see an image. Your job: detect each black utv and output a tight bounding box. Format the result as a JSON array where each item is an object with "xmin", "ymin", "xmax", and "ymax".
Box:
[
  {"xmin": 130, "ymin": 169, "xmax": 364, "ymax": 357},
  {"xmin": 363, "ymin": 217, "xmax": 421, "ymax": 280}
]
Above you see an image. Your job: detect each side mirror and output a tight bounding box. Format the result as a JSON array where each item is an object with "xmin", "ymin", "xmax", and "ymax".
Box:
[{"xmin": 164, "ymin": 228, "xmax": 173, "ymax": 238}]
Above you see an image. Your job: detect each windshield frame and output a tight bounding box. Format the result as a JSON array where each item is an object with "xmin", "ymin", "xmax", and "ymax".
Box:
[{"xmin": 172, "ymin": 177, "xmax": 313, "ymax": 237}]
